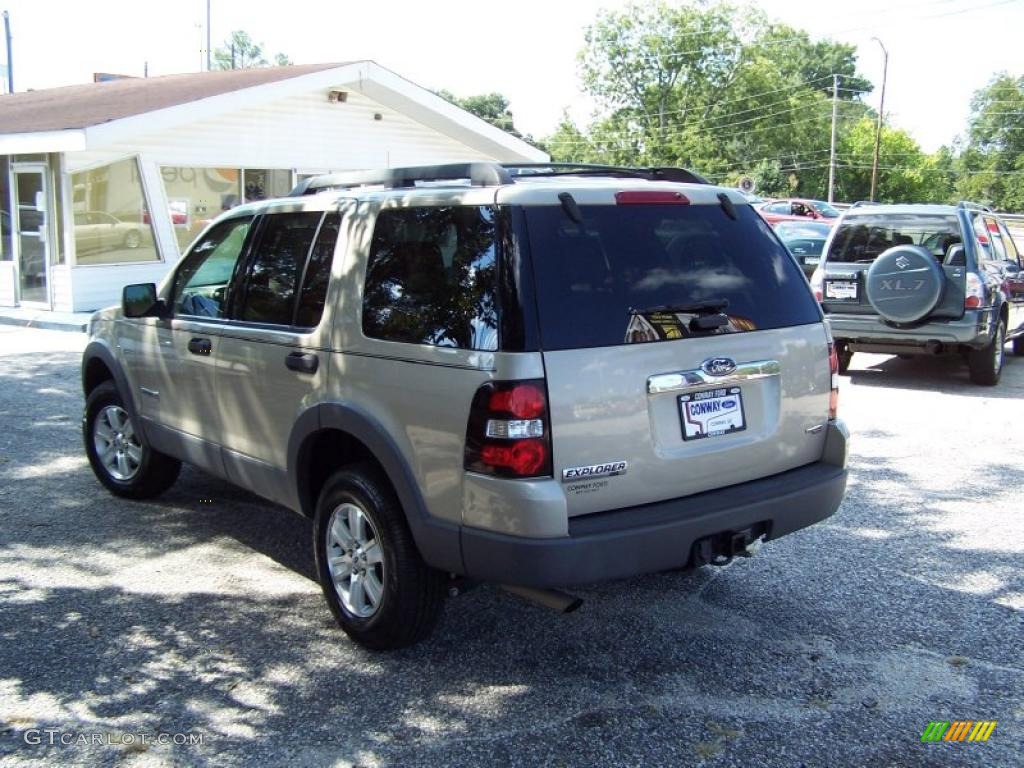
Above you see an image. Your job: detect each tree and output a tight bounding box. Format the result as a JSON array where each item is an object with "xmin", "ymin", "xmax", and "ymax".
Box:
[
  {"xmin": 549, "ymin": 1, "xmax": 875, "ymax": 198},
  {"xmin": 956, "ymin": 73, "xmax": 1024, "ymax": 210},
  {"xmin": 212, "ymin": 30, "xmax": 291, "ymax": 70},
  {"xmin": 436, "ymin": 90, "xmax": 521, "ymax": 136}
]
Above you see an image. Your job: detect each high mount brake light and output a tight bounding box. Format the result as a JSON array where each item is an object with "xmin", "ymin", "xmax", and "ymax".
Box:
[
  {"xmin": 614, "ymin": 190, "xmax": 690, "ymax": 205},
  {"xmin": 465, "ymin": 380, "xmax": 553, "ymax": 479}
]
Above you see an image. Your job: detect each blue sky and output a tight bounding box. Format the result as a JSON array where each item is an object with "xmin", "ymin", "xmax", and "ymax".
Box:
[{"xmin": 3, "ymin": 0, "xmax": 1022, "ymax": 152}]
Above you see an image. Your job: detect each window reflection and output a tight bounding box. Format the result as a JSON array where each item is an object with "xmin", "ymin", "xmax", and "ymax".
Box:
[{"xmin": 71, "ymin": 158, "xmax": 159, "ymax": 265}]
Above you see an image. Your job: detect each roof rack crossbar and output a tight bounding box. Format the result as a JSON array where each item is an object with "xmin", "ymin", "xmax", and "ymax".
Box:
[
  {"xmin": 290, "ymin": 162, "xmax": 512, "ymax": 195},
  {"xmin": 289, "ymin": 162, "xmax": 710, "ymax": 196}
]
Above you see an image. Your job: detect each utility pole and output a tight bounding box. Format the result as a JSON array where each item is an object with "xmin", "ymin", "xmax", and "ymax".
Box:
[
  {"xmin": 206, "ymin": 0, "xmax": 211, "ymax": 72},
  {"xmin": 828, "ymin": 74, "xmax": 839, "ymax": 204},
  {"xmin": 869, "ymin": 37, "xmax": 889, "ymax": 202},
  {"xmin": 3, "ymin": 11, "xmax": 13, "ymax": 94}
]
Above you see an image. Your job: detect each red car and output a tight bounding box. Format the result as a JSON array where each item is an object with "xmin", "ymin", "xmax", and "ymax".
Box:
[{"xmin": 757, "ymin": 198, "xmax": 840, "ymax": 226}]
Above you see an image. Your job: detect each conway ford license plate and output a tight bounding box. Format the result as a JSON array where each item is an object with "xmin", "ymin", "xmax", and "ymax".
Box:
[
  {"xmin": 825, "ymin": 280, "xmax": 858, "ymax": 300},
  {"xmin": 679, "ymin": 387, "xmax": 746, "ymax": 441}
]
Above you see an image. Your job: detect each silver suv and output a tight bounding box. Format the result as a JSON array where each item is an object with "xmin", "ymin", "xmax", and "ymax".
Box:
[
  {"xmin": 81, "ymin": 163, "xmax": 849, "ymax": 649},
  {"xmin": 812, "ymin": 202, "xmax": 1024, "ymax": 384}
]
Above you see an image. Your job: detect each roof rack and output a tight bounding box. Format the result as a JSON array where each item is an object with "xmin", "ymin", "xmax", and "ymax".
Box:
[
  {"xmin": 289, "ymin": 162, "xmax": 709, "ymax": 196},
  {"xmin": 956, "ymin": 201, "xmax": 992, "ymax": 213}
]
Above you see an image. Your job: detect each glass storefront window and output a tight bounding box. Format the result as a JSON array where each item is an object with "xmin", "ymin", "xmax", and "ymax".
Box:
[
  {"xmin": 243, "ymin": 169, "xmax": 293, "ymax": 203},
  {"xmin": 160, "ymin": 167, "xmax": 293, "ymax": 252},
  {"xmin": 0, "ymin": 156, "xmax": 11, "ymax": 261},
  {"xmin": 160, "ymin": 166, "xmax": 240, "ymax": 252},
  {"xmin": 71, "ymin": 158, "xmax": 159, "ymax": 265}
]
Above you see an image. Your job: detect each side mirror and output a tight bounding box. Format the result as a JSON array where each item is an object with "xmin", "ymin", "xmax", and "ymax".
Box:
[{"xmin": 122, "ymin": 283, "xmax": 166, "ymax": 318}]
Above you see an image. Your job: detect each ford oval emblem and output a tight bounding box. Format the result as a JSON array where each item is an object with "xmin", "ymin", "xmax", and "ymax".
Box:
[{"xmin": 702, "ymin": 357, "xmax": 737, "ymax": 377}]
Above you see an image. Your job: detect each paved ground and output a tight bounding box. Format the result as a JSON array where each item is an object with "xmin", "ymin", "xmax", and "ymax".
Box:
[{"xmin": 0, "ymin": 325, "xmax": 1021, "ymax": 767}]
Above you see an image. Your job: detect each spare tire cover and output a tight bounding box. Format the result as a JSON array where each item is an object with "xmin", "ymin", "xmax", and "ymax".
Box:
[{"xmin": 864, "ymin": 245, "xmax": 945, "ymax": 323}]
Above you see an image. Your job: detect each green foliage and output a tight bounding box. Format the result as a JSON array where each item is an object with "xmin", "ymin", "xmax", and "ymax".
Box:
[
  {"xmin": 212, "ymin": 30, "xmax": 291, "ymax": 71},
  {"xmin": 436, "ymin": 90, "xmax": 520, "ymax": 136},
  {"xmin": 956, "ymin": 73, "xmax": 1024, "ymax": 210},
  {"xmin": 547, "ymin": 0, "xmax": 964, "ymax": 204}
]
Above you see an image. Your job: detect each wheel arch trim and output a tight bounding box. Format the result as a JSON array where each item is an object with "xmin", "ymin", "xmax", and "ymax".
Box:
[{"xmin": 287, "ymin": 402, "xmax": 463, "ymax": 575}]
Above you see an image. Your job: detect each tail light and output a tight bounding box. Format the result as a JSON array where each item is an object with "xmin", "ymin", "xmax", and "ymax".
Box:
[
  {"xmin": 810, "ymin": 267, "xmax": 824, "ymax": 302},
  {"xmin": 965, "ymin": 272, "xmax": 984, "ymax": 309},
  {"xmin": 465, "ymin": 380, "xmax": 553, "ymax": 478},
  {"xmin": 615, "ymin": 190, "xmax": 689, "ymax": 205},
  {"xmin": 827, "ymin": 343, "xmax": 840, "ymax": 420}
]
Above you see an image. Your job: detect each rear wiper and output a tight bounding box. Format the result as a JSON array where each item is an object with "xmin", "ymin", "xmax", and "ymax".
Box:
[
  {"xmin": 629, "ymin": 299, "xmax": 730, "ymax": 331},
  {"xmin": 629, "ymin": 299, "xmax": 729, "ymax": 316}
]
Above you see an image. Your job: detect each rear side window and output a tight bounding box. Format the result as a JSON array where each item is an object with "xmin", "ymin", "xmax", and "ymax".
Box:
[
  {"xmin": 523, "ymin": 203, "xmax": 819, "ymax": 350},
  {"xmin": 828, "ymin": 214, "xmax": 961, "ymax": 264},
  {"xmin": 362, "ymin": 206, "xmax": 498, "ymax": 351},
  {"xmin": 236, "ymin": 211, "xmax": 323, "ymax": 325}
]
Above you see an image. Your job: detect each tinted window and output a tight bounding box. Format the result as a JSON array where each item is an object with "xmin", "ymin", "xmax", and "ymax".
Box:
[
  {"xmin": 295, "ymin": 213, "xmax": 341, "ymax": 328},
  {"xmin": 237, "ymin": 211, "xmax": 323, "ymax": 325},
  {"xmin": 362, "ymin": 206, "xmax": 498, "ymax": 350},
  {"xmin": 173, "ymin": 217, "xmax": 253, "ymax": 318},
  {"xmin": 827, "ymin": 214, "xmax": 961, "ymax": 264},
  {"xmin": 524, "ymin": 203, "xmax": 820, "ymax": 350}
]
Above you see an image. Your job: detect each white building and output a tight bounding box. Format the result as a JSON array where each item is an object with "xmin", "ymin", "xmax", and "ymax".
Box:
[{"xmin": 0, "ymin": 61, "xmax": 546, "ymax": 312}]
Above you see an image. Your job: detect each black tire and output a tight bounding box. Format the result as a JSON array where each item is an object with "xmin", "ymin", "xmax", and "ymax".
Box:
[
  {"xmin": 968, "ymin": 318, "xmax": 1006, "ymax": 386},
  {"xmin": 1014, "ymin": 335, "xmax": 1024, "ymax": 357},
  {"xmin": 84, "ymin": 381, "xmax": 181, "ymax": 498},
  {"xmin": 314, "ymin": 464, "xmax": 445, "ymax": 650},
  {"xmin": 836, "ymin": 342, "xmax": 852, "ymax": 374}
]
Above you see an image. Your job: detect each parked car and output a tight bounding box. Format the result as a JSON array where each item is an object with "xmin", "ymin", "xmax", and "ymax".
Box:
[
  {"xmin": 811, "ymin": 202, "xmax": 1024, "ymax": 384},
  {"xmin": 73, "ymin": 211, "xmax": 144, "ymax": 253},
  {"xmin": 758, "ymin": 198, "xmax": 841, "ymax": 226},
  {"xmin": 774, "ymin": 220, "xmax": 833, "ymax": 277},
  {"xmin": 81, "ymin": 163, "xmax": 849, "ymax": 650}
]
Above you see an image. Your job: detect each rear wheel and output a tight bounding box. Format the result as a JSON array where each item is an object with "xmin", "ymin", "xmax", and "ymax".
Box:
[
  {"xmin": 836, "ymin": 342, "xmax": 852, "ymax": 374},
  {"xmin": 968, "ymin": 319, "xmax": 1005, "ymax": 386},
  {"xmin": 314, "ymin": 464, "xmax": 445, "ymax": 650},
  {"xmin": 84, "ymin": 381, "xmax": 181, "ymax": 498}
]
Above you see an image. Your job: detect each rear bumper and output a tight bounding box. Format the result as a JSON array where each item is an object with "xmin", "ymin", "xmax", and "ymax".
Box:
[
  {"xmin": 458, "ymin": 423, "xmax": 849, "ymax": 588},
  {"xmin": 827, "ymin": 310, "xmax": 992, "ymax": 349}
]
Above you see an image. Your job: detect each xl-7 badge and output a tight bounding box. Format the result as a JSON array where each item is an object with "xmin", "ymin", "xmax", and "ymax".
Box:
[{"xmin": 562, "ymin": 461, "xmax": 628, "ymax": 482}]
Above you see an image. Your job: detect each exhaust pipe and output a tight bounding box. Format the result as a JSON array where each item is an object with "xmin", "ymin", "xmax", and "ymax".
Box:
[{"xmin": 502, "ymin": 585, "xmax": 583, "ymax": 613}]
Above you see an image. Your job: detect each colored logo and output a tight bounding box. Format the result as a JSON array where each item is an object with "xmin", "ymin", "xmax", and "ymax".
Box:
[
  {"xmin": 701, "ymin": 357, "xmax": 737, "ymax": 377},
  {"xmin": 921, "ymin": 721, "xmax": 997, "ymax": 742}
]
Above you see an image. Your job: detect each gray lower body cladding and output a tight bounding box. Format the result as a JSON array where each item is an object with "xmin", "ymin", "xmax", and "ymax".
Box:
[
  {"xmin": 827, "ymin": 309, "xmax": 992, "ymax": 349},
  {"xmin": 458, "ymin": 460, "xmax": 847, "ymax": 588}
]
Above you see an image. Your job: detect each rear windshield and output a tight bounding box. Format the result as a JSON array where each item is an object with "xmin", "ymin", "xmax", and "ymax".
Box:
[
  {"xmin": 827, "ymin": 214, "xmax": 961, "ymax": 264},
  {"xmin": 523, "ymin": 202, "xmax": 820, "ymax": 350}
]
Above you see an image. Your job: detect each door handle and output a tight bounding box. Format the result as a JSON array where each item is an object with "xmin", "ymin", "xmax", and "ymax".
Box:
[
  {"xmin": 187, "ymin": 337, "xmax": 212, "ymax": 355},
  {"xmin": 286, "ymin": 351, "xmax": 319, "ymax": 374}
]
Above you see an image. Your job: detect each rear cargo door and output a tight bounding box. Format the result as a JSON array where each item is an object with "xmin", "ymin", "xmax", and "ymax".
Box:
[
  {"xmin": 522, "ymin": 197, "xmax": 833, "ymax": 517},
  {"xmin": 822, "ymin": 212, "xmax": 965, "ymax": 319}
]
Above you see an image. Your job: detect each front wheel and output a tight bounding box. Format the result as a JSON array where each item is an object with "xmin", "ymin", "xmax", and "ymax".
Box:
[
  {"xmin": 84, "ymin": 381, "xmax": 181, "ymax": 498},
  {"xmin": 314, "ymin": 465, "xmax": 445, "ymax": 650},
  {"xmin": 968, "ymin": 319, "xmax": 1005, "ymax": 386}
]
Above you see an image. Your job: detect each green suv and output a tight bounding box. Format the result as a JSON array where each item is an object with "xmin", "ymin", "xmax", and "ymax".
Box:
[
  {"xmin": 81, "ymin": 164, "xmax": 848, "ymax": 649},
  {"xmin": 812, "ymin": 202, "xmax": 1024, "ymax": 384}
]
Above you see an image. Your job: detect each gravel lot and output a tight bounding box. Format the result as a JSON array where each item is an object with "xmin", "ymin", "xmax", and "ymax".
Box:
[{"xmin": 1, "ymin": 325, "xmax": 1021, "ymax": 767}]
